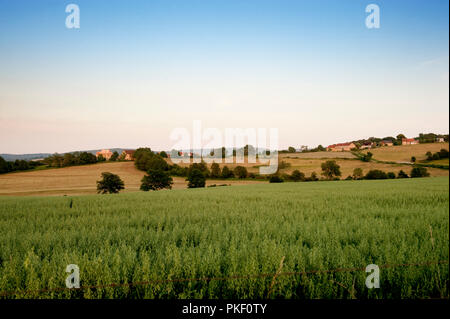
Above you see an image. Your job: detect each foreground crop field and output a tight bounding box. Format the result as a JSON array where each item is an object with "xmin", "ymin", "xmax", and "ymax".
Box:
[{"xmin": 0, "ymin": 177, "xmax": 448, "ymax": 299}]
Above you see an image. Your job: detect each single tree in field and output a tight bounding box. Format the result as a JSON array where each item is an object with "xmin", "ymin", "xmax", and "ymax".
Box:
[
  {"xmin": 140, "ymin": 169, "xmax": 173, "ymax": 191},
  {"xmin": 187, "ymin": 168, "xmax": 206, "ymax": 188},
  {"xmin": 288, "ymin": 146, "xmax": 296, "ymax": 153},
  {"xmin": 110, "ymin": 151, "xmax": 119, "ymax": 161},
  {"xmin": 233, "ymin": 166, "xmax": 248, "ymax": 179},
  {"xmin": 411, "ymin": 156, "xmax": 416, "ymax": 163},
  {"xmin": 96, "ymin": 172, "xmax": 125, "ymax": 194},
  {"xmin": 321, "ymin": 160, "xmax": 341, "ymax": 180},
  {"xmin": 352, "ymin": 168, "xmax": 363, "ymax": 180},
  {"xmin": 210, "ymin": 162, "xmax": 221, "ymax": 178}
]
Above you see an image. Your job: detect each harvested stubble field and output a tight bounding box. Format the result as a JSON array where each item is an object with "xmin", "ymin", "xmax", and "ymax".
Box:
[
  {"xmin": 0, "ymin": 162, "xmax": 263, "ymax": 196},
  {"xmin": 0, "ymin": 177, "xmax": 448, "ymax": 299}
]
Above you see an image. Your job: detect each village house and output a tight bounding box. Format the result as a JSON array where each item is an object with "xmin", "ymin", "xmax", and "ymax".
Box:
[
  {"xmin": 359, "ymin": 142, "xmax": 373, "ymax": 150},
  {"xmin": 96, "ymin": 149, "xmax": 113, "ymax": 160},
  {"xmin": 380, "ymin": 140, "xmax": 394, "ymax": 147},
  {"xmin": 402, "ymin": 138, "xmax": 419, "ymax": 145},
  {"xmin": 436, "ymin": 137, "xmax": 445, "ymax": 143},
  {"xmin": 326, "ymin": 142, "xmax": 356, "ymax": 152},
  {"xmin": 121, "ymin": 150, "xmax": 135, "ymax": 161}
]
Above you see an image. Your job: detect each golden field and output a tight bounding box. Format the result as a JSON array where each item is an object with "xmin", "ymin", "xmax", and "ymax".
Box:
[
  {"xmin": 363, "ymin": 142, "xmax": 449, "ymax": 163},
  {"xmin": 0, "ymin": 162, "xmax": 264, "ymax": 196}
]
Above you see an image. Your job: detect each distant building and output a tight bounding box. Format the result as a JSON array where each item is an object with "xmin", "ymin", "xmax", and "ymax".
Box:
[
  {"xmin": 359, "ymin": 142, "xmax": 373, "ymax": 150},
  {"xmin": 96, "ymin": 149, "xmax": 113, "ymax": 160},
  {"xmin": 326, "ymin": 142, "xmax": 356, "ymax": 152},
  {"xmin": 380, "ymin": 140, "xmax": 394, "ymax": 147},
  {"xmin": 436, "ymin": 137, "xmax": 445, "ymax": 143},
  {"xmin": 402, "ymin": 138, "xmax": 419, "ymax": 145},
  {"xmin": 121, "ymin": 150, "xmax": 135, "ymax": 161}
]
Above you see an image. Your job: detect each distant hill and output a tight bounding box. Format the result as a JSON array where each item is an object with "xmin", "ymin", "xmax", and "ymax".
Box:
[{"xmin": 0, "ymin": 148, "xmax": 130, "ymax": 161}]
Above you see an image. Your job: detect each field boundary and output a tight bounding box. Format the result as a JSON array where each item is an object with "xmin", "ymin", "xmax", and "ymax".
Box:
[{"xmin": 1, "ymin": 260, "xmax": 447, "ymax": 297}]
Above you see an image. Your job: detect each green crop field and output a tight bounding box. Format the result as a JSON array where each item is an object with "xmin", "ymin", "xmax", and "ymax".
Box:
[{"xmin": 0, "ymin": 177, "xmax": 448, "ymax": 299}]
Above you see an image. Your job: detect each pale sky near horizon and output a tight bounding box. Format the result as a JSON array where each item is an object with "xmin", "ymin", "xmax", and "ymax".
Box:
[{"xmin": 0, "ymin": 0, "xmax": 449, "ymax": 154}]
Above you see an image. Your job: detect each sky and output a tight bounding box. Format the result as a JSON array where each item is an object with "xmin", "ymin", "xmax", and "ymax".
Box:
[{"xmin": 0, "ymin": 0, "xmax": 448, "ymax": 154}]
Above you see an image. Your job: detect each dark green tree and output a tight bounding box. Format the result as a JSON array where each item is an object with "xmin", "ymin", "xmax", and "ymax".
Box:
[
  {"xmin": 0, "ymin": 156, "xmax": 9, "ymax": 174},
  {"xmin": 233, "ymin": 166, "xmax": 248, "ymax": 179},
  {"xmin": 110, "ymin": 151, "xmax": 119, "ymax": 161},
  {"xmin": 321, "ymin": 160, "xmax": 341, "ymax": 180},
  {"xmin": 145, "ymin": 155, "xmax": 169, "ymax": 171},
  {"xmin": 221, "ymin": 166, "xmax": 234, "ymax": 178},
  {"xmin": 269, "ymin": 175, "xmax": 284, "ymax": 183},
  {"xmin": 140, "ymin": 169, "xmax": 173, "ymax": 191},
  {"xmin": 364, "ymin": 170, "xmax": 388, "ymax": 180},
  {"xmin": 187, "ymin": 168, "xmax": 206, "ymax": 188},
  {"xmin": 210, "ymin": 162, "xmax": 221, "ymax": 178},
  {"xmin": 410, "ymin": 167, "xmax": 430, "ymax": 178},
  {"xmin": 397, "ymin": 170, "xmax": 409, "ymax": 178},
  {"xmin": 159, "ymin": 151, "xmax": 168, "ymax": 158},
  {"xmin": 96, "ymin": 172, "xmax": 125, "ymax": 194}
]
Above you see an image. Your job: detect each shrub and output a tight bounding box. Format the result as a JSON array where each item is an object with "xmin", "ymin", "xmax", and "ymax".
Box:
[
  {"xmin": 387, "ymin": 172, "xmax": 396, "ymax": 179},
  {"xmin": 290, "ymin": 170, "xmax": 305, "ymax": 182},
  {"xmin": 345, "ymin": 175, "xmax": 353, "ymax": 180},
  {"xmin": 438, "ymin": 149, "xmax": 449, "ymax": 159},
  {"xmin": 410, "ymin": 167, "xmax": 430, "ymax": 178},
  {"xmin": 187, "ymin": 169, "xmax": 206, "ymax": 188},
  {"xmin": 234, "ymin": 166, "xmax": 248, "ymax": 179},
  {"xmin": 221, "ymin": 166, "xmax": 234, "ymax": 179},
  {"xmin": 96, "ymin": 172, "xmax": 125, "ymax": 194},
  {"xmin": 269, "ymin": 175, "xmax": 284, "ymax": 183},
  {"xmin": 309, "ymin": 172, "xmax": 319, "ymax": 182},
  {"xmin": 432, "ymin": 153, "xmax": 440, "ymax": 160},
  {"xmin": 210, "ymin": 163, "xmax": 221, "ymax": 178},
  {"xmin": 364, "ymin": 170, "xmax": 388, "ymax": 180},
  {"xmin": 140, "ymin": 169, "xmax": 173, "ymax": 191},
  {"xmin": 411, "ymin": 156, "xmax": 416, "ymax": 163},
  {"xmin": 397, "ymin": 170, "xmax": 409, "ymax": 178}
]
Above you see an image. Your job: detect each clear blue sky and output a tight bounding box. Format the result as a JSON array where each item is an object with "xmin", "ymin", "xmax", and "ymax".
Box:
[{"xmin": 0, "ymin": 0, "xmax": 448, "ymax": 153}]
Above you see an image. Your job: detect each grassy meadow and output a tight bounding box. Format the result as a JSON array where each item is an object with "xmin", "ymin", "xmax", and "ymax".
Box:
[{"xmin": 0, "ymin": 177, "xmax": 448, "ymax": 299}]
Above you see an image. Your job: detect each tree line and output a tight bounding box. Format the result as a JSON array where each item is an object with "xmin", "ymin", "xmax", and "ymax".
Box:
[{"xmin": 0, "ymin": 156, "xmax": 44, "ymax": 174}]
